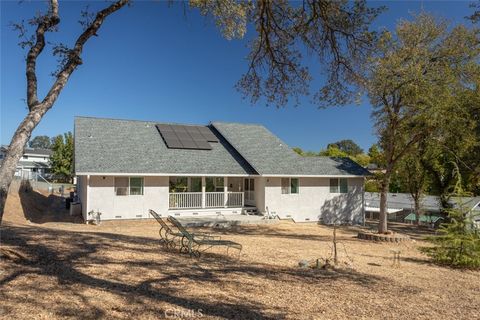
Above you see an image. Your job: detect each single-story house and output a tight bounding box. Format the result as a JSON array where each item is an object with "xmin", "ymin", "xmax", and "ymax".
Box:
[
  {"xmin": 0, "ymin": 145, "xmax": 52, "ymax": 179},
  {"xmin": 74, "ymin": 116, "xmax": 370, "ymax": 223}
]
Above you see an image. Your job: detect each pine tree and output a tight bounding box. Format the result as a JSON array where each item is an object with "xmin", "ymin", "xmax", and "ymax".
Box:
[{"xmin": 422, "ymin": 205, "xmax": 480, "ymax": 269}]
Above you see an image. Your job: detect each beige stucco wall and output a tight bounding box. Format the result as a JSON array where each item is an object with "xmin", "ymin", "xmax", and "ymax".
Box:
[{"xmin": 264, "ymin": 177, "xmax": 364, "ymax": 223}]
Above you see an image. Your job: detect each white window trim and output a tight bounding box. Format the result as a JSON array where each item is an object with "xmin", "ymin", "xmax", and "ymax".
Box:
[
  {"xmin": 281, "ymin": 178, "xmax": 299, "ymax": 195},
  {"xmin": 330, "ymin": 178, "xmax": 348, "ymax": 194},
  {"xmin": 115, "ymin": 176, "xmax": 144, "ymax": 196}
]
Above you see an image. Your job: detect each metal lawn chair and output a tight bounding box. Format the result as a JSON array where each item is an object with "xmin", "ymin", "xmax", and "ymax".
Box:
[
  {"xmin": 168, "ymin": 216, "xmax": 242, "ymax": 259},
  {"xmin": 149, "ymin": 209, "xmax": 183, "ymax": 250}
]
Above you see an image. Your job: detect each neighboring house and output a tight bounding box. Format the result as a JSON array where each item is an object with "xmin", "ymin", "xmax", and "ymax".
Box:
[
  {"xmin": 0, "ymin": 145, "xmax": 52, "ymax": 179},
  {"xmin": 365, "ymin": 192, "xmax": 480, "ymax": 226},
  {"xmin": 74, "ymin": 116, "xmax": 370, "ymax": 223}
]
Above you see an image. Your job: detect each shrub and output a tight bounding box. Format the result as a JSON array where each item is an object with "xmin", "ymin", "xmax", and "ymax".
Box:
[{"xmin": 421, "ymin": 207, "xmax": 480, "ymax": 269}]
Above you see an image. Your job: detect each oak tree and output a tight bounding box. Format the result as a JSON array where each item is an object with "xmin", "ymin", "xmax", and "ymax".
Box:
[
  {"xmin": 366, "ymin": 14, "xmax": 480, "ymax": 233},
  {"xmin": 0, "ymin": 0, "xmax": 382, "ymax": 224}
]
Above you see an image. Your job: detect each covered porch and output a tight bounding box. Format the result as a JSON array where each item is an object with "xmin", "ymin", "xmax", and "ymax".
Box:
[{"xmin": 168, "ymin": 176, "xmax": 255, "ymax": 210}]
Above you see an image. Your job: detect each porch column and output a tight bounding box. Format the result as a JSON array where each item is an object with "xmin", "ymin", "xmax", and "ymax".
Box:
[
  {"xmin": 201, "ymin": 176, "xmax": 206, "ymax": 208},
  {"xmin": 224, "ymin": 176, "xmax": 228, "ymax": 208}
]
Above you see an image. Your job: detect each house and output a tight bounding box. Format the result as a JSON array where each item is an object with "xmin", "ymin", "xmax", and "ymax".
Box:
[
  {"xmin": 0, "ymin": 145, "xmax": 52, "ymax": 179},
  {"xmin": 74, "ymin": 116, "xmax": 370, "ymax": 223}
]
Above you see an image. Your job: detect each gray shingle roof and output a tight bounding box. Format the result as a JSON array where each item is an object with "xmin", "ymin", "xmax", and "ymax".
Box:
[
  {"xmin": 74, "ymin": 117, "xmax": 369, "ymax": 177},
  {"xmin": 211, "ymin": 122, "xmax": 370, "ymax": 176},
  {"xmin": 74, "ymin": 117, "xmax": 256, "ymax": 175}
]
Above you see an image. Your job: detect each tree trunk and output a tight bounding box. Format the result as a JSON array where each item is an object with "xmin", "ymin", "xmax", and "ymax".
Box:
[
  {"xmin": 414, "ymin": 196, "xmax": 421, "ymax": 226},
  {"xmin": 0, "ymin": 105, "xmax": 50, "ymax": 224},
  {"xmin": 378, "ymin": 172, "xmax": 391, "ymax": 234}
]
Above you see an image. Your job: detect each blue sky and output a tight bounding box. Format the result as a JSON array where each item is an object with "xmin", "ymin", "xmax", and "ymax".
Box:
[{"xmin": 0, "ymin": 1, "xmax": 475, "ymax": 152}]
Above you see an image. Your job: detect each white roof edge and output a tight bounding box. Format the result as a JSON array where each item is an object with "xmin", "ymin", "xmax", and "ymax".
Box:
[
  {"xmin": 75, "ymin": 172, "xmax": 252, "ymax": 177},
  {"xmin": 260, "ymin": 174, "xmax": 367, "ymax": 178}
]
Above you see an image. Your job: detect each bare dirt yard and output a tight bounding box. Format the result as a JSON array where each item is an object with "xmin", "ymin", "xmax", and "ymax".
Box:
[{"xmin": 1, "ymin": 189, "xmax": 479, "ymax": 319}]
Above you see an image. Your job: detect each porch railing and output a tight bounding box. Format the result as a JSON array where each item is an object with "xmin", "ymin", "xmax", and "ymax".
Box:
[
  {"xmin": 169, "ymin": 192, "xmax": 244, "ymax": 209},
  {"xmin": 169, "ymin": 192, "xmax": 202, "ymax": 209}
]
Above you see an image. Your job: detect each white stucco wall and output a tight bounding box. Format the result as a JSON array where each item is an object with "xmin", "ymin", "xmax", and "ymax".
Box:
[
  {"xmin": 87, "ymin": 176, "xmax": 169, "ymax": 220},
  {"xmin": 254, "ymin": 177, "xmax": 266, "ymax": 212},
  {"xmin": 76, "ymin": 175, "xmax": 88, "ymax": 220},
  {"xmin": 264, "ymin": 177, "xmax": 364, "ymax": 224},
  {"xmin": 78, "ymin": 175, "xmax": 365, "ymax": 223}
]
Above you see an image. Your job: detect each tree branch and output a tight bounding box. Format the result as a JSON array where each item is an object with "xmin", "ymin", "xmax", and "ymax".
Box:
[
  {"xmin": 41, "ymin": 0, "xmax": 130, "ymax": 108},
  {"xmin": 26, "ymin": 0, "xmax": 60, "ymax": 109}
]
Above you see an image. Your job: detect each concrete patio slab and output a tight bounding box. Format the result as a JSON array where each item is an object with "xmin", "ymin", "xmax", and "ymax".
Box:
[{"xmin": 177, "ymin": 214, "xmax": 279, "ymax": 228}]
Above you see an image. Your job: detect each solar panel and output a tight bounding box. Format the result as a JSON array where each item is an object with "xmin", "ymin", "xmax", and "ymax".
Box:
[
  {"xmin": 156, "ymin": 124, "xmax": 214, "ymax": 150},
  {"xmin": 194, "ymin": 140, "xmax": 212, "ymax": 149},
  {"xmin": 197, "ymin": 127, "xmax": 218, "ymax": 142},
  {"xmin": 156, "ymin": 124, "xmax": 173, "ymax": 132},
  {"xmin": 164, "ymin": 138, "xmax": 183, "ymax": 149},
  {"xmin": 180, "ymin": 139, "xmax": 197, "ymax": 149}
]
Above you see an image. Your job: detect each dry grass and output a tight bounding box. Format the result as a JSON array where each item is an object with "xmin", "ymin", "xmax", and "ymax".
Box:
[{"xmin": 1, "ymin": 190, "xmax": 479, "ymax": 319}]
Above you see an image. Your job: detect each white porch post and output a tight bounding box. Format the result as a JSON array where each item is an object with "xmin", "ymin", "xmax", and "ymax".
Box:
[
  {"xmin": 201, "ymin": 176, "xmax": 206, "ymax": 208},
  {"xmin": 224, "ymin": 176, "xmax": 228, "ymax": 208}
]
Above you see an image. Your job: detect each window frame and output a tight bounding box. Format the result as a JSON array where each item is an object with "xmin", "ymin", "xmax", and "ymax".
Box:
[
  {"xmin": 114, "ymin": 177, "xmax": 130, "ymax": 196},
  {"xmin": 129, "ymin": 177, "xmax": 144, "ymax": 196},
  {"xmin": 330, "ymin": 178, "xmax": 348, "ymax": 194},
  {"xmin": 281, "ymin": 178, "xmax": 299, "ymax": 194},
  {"xmin": 115, "ymin": 177, "xmax": 144, "ymax": 196}
]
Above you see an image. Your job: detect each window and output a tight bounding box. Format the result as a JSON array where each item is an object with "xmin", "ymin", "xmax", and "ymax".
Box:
[
  {"xmin": 115, "ymin": 177, "xmax": 144, "ymax": 196},
  {"xmin": 330, "ymin": 178, "xmax": 348, "ymax": 193},
  {"xmin": 169, "ymin": 177, "xmax": 188, "ymax": 192},
  {"xmin": 340, "ymin": 178, "xmax": 348, "ymax": 193},
  {"xmin": 282, "ymin": 178, "xmax": 299, "ymax": 194},
  {"xmin": 130, "ymin": 177, "xmax": 144, "ymax": 195},
  {"xmin": 115, "ymin": 177, "xmax": 129, "ymax": 196},
  {"xmin": 215, "ymin": 177, "xmax": 224, "ymax": 192},
  {"xmin": 291, "ymin": 178, "xmax": 299, "ymax": 194},
  {"xmin": 190, "ymin": 177, "xmax": 202, "ymax": 192},
  {"xmin": 281, "ymin": 178, "xmax": 289, "ymax": 194},
  {"xmin": 206, "ymin": 177, "xmax": 224, "ymax": 192}
]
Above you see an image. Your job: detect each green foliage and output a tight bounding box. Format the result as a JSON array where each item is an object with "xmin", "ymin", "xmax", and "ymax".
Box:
[
  {"xmin": 365, "ymin": 13, "xmax": 480, "ymax": 232},
  {"xmin": 422, "ymin": 207, "xmax": 480, "ymax": 269},
  {"xmin": 365, "ymin": 178, "xmax": 380, "ymax": 192},
  {"xmin": 319, "ymin": 145, "xmax": 348, "ymax": 158},
  {"xmin": 28, "ymin": 135, "xmax": 52, "ymax": 149},
  {"xmin": 327, "ymin": 139, "xmax": 363, "ymax": 156},
  {"xmin": 50, "ymin": 132, "xmax": 73, "ymax": 182},
  {"xmin": 367, "ymin": 144, "xmax": 385, "ymax": 168}
]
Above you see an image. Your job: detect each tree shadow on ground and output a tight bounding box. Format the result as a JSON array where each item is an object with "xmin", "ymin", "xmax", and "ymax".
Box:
[
  {"xmin": 0, "ymin": 223, "xmax": 386, "ymax": 319},
  {"xmin": 361, "ymin": 221, "xmax": 436, "ymax": 240},
  {"xmin": 18, "ymin": 188, "xmax": 82, "ymax": 224},
  {"xmin": 212, "ymin": 223, "xmax": 361, "ymax": 244}
]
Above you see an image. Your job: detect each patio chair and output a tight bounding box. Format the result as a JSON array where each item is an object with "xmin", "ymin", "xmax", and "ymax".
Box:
[
  {"xmin": 167, "ymin": 216, "xmax": 242, "ymax": 259},
  {"xmin": 149, "ymin": 209, "xmax": 183, "ymax": 250}
]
